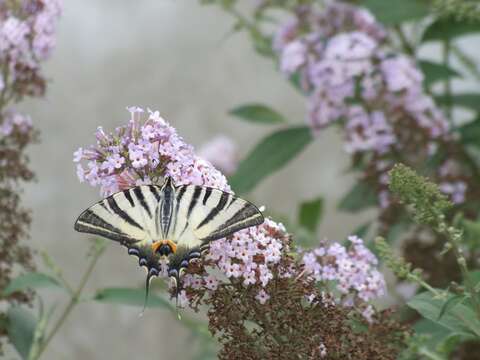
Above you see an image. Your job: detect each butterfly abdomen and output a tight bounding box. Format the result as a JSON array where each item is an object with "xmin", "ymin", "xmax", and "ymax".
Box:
[{"xmin": 159, "ymin": 180, "xmax": 175, "ymax": 238}]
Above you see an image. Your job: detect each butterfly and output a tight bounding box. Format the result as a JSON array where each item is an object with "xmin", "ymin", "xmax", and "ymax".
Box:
[{"xmin": 74, "ymin": 176, "xmax": 264, "ymax": 304}]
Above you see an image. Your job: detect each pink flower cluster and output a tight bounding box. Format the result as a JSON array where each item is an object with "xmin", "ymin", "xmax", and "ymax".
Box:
[
  {"xmin": 181, "ymin": 212, "xmax": 290, "ymax": 307},
  {"xmin": 0, "ymin": 109, "xmax": 32, "ymax": 136},
  {"xmin": 274, "ymin": 2, "xmax": 463, "ymax": 205},
  {"xmin": 277, "ymin": 3, "xmax": 449, "ymax": 142},
  {"xmin": 302, "ymin": 235, "xmax": 386, "ymax": 303},
  {"xmin": 0, "ymin": 0, "xmax": 62, "ymax": 96},
  {"xmin": 74, "ymin": 107, "xmax": 230, "ymax": 196}
]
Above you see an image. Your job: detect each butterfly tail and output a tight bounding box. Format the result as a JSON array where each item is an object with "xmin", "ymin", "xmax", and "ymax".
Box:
[{"xmin": 140, "ymin": 271, "xmax": 155, "ymax": 317}]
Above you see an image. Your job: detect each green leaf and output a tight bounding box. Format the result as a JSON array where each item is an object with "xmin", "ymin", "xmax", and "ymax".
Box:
[
  {"xmin": 423, "ymin": 18, "xmax": 480, "ymax": 42},
  {"xmin": 229, "ymin": 126, "xmax": 313, "ymax": 194},
  {"xmin": 229, "ymin": 104, "xmax": 286, "ymax": 124},
  {"xmin": 361, "ymin": 0, "xmax": 429, "ymax": 25},
  {"xmin": 3, "ymin": 272, "xmax": 62, "ymax": 296},
  {"xmin": 452, "ymin": 44, "xmax": 480, "ymax": 82},
  {"xmin": 289, "ymin": 72, "xmax": 307, "ymax": 94},
  {"xmin": 298, "ymin": 197, "xmax": 323, "ymax": 234},
  {"xmin": 93, "ymin": 287, "xmax": 173, "ymax": 309},
  {"xmin": 408, "ymin": 291, "xmax": 480, "ymax": 337},
  {"xmin": 419, "ymin": 60, "xmax": 461, "ymax": 87},
  {"xmin": 437, "ymin": 294, "xmax": 465, "ymax": 321},
  {"xmin": 351, "ymin": 222, "xmax": 371, "ymax": 240},
  {"xmin": 436, "ymin": 93, "xmax": 480, "ymax": 112},
  {"xmin": 465, "ymin": 270, "xmax": 480, "ymax": 287},
  {"xmin": 338, "ymin": 181, "xmax": 377, "ymax": 213},
  {"xmin": 457, "ymin": 117, "xmax": 480, "ymax": 147},
  {"xmin": 414, "ymin": 318, "xmax": 452, "ymax": 346},
  {"xmin": 6, "ymin": 307, "xmax": 37, "ymax": 359}
]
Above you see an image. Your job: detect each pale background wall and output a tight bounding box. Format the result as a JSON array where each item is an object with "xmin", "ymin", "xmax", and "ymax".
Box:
[{"xmin": 12, "ymin": 1, "xmax": 379, "ymax": 359}]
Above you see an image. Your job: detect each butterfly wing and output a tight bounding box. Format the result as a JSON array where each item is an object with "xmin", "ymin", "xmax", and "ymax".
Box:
[
  {"xmin": 164, "ymin": 184, "xmax": 264, "ymax": 281},
  {"xmin": 74, "ymin": 186, "xmax": 162, "ymax": 246},
  {"xmin": 169, "ymin": 184, "xmax": 264, "ymax": 248}
]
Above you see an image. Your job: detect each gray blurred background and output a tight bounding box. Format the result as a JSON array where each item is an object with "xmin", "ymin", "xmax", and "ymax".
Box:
[{"xmin": 8, "ymin": 0, "xmax": 403, "ymax": 359}]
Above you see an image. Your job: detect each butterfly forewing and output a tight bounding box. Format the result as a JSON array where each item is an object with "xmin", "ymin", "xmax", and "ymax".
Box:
[{"xmin": 74, "ymin": 186, "xmax": 162, "ymax": 244}]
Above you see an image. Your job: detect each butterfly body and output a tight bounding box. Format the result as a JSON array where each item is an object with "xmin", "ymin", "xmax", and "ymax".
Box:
[{"xmin": 75, "ymin": 177, "xmax": 264, "ymax": 294}]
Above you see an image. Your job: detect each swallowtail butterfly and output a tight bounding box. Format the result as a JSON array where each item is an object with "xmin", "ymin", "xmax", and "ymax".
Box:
[{"xmin": 74, "ymin": 177, "xmax": 264, "ymax": 303}]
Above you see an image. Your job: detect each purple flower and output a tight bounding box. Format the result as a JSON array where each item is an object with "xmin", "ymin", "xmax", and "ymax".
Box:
[
  {"xmin": 204, "ymin": 274, "xmax": 219, "ymax": 291},
  {"xmin": 73, "ymin": 148, "xmax": 84, "ymax": 163},
  {"xmin": 101, "ymin": 153, "xmax": 125, "ymax": 174},
  {"xmin": 440, "ymin": 181, "xmax": 467, "ymax": 204},
  {"xmin": 381, "ymin": 56, "xmax": 423, "ymax": 93},
  {"xmin": 280, "ymin": 40, "xmax": 307, "ymax": 74},
  {"xmin": 302, "ymin": 236, "xmax": 386, "ymax": 303},
  {"xmin": 255, "ymin": 289, "xmax": 270, "ymax": 304},
  {"xmin": 319, "ymin": 343, "xmax": 327, "ymax": 358}
]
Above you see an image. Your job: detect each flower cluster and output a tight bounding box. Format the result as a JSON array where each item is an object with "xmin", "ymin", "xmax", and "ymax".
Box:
[
  {"xmin": 276, "ymin": 3, "xmax": 448, "ymax": 138},
  {"xmin": 0, "ymin": 1, "xmax": 62, "ymax": 353},
  {"xmin": 274, "ymin": 2, "xmax": 471, "ymax": 210},
  {"xmin": 0, "ymin": 0, "xmax": 62, "ymax": 98},
  {"xmin": 0, "ymin": 110, "xmax": 32, "ymax": 137},
  {"xmin": 74, "ymin": 107, "xmax": 230, "ymax": 196},
  {"xmin": 182, "ymin": 217, "xmax": 289, "ymax": 305},
  {"xmin": 303, "ymin": 235, "xmax": 386, "ymax": 305}
]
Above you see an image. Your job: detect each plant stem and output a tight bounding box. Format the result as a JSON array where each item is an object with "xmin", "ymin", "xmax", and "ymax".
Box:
[
  {"xmin": 452, "ymin": 245, "xmax": 480, "ymax": 319},
  {"xmin": 440, "ymin": 225, "xmax": 480, "ymax": 319},
  {"xmin": 29, "ymin": 248, "xmax": 103, "ymax": 360},
  {"xmin": 408, "ymin": 274, "xmax": 440, "ymax": 297},
  {"xmin": 443, "ymin": 39, "xmax": 452, "ymax": 121}
]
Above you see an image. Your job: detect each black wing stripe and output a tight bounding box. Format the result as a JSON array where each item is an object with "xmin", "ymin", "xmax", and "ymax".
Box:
[
  {"xmin": 196, "ymin": 191, "xmax": 230, "ymax": 229},
  {"xmin": 172, "ymin": 186, "xmax": 187, "ymax": 234},
  {"xmin": 74, "ymin": 210, "xmax": 134, "ymax": 243},
  {"xmin": 75, "ymin": 222, "xmax": 133, "ymax": 244},
  {"xmin": 107, "ymin": 196, "xmax": 144, "ymax": 230},
  {"xmin": 178, "ymin": 221, "xmax": 189, "ymax": 240},
  {"xmin": 225, "ymin": 196, "xmax": 237, "ymax": 210},
  {"xmin": 188, "ymin": 186, "xmax": 202, "ymax": 217},
  {"xmin": 202, "ymin": 187, "xmax": 212, "ymax": 205},
  {"xmin": 99, "ymin": 201, "xmax": 112, "ymax": 213},
  {"xmin": 133, "ymin": 187, "xmax": 152, "ymax": 218},
  {"xmin": 149, "ymin": 185, "xmax": 161, "ymax": 202},
  {"xmin": 123, "ymin": 190, "xmax": 135, "ymax": 207},
  {"xmin": 220, "ymin": 203, "xmax": 253, "ymax": 229},
  {"xmin": 201, "ymin": 214, "xmax": 263, "ymax": 242}
]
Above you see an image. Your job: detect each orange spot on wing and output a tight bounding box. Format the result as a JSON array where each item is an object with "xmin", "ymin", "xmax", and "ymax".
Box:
[
  {"xmin": 151, "ymin": 240, "xmax": 177, "ymax": 254},
  {"xmin": 151, "ymin": 241, "xmax": 162, "ymax": 253},
  {"xmin": 166, "ymin": 239, "xmax": 177, "ymax": 253}
]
